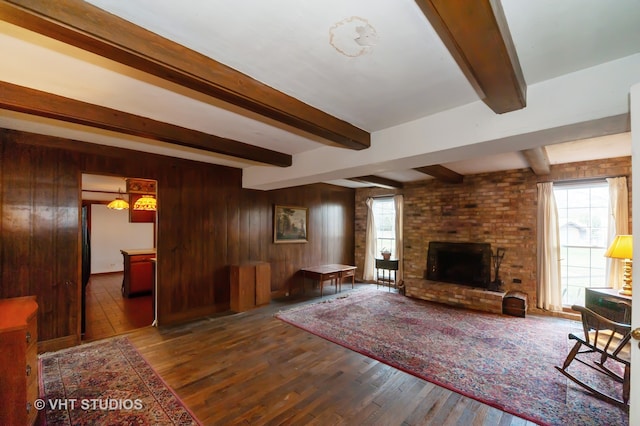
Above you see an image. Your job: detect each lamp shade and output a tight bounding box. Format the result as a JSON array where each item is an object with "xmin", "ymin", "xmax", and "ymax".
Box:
[
  {"xmin": 133, "ymin": 195, "xmax": 157, "ymax": 211},
  {"xmin": 604, "ymin": 234, "xmax": 633, "ymax": 260},
  {"xmin": 107, "ymin": 197, "xmax": 129, "ymax": 210}
]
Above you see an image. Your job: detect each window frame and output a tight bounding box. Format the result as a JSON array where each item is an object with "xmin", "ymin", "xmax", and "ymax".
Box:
[{"xmin": 553, "ymin": 180, "xmax": 609, "ymax": 306}]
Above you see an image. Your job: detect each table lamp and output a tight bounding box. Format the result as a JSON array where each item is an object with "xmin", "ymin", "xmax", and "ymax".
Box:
[{"xmin": 605, "ymin": 234, "xmax": 633, "ymax": 296}]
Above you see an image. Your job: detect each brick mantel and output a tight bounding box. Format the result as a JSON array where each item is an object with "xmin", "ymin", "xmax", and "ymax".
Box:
[{"xmin": 404, "ymin": 279, "xmax": 505, "ymax": 314}]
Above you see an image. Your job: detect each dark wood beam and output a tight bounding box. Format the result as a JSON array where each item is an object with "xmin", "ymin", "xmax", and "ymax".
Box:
[
  {"xmin": 414, "ymin": 0, "xmax": 526, "ymax": 113},
  {"xmin": 348, "ymin": 175, "xmax": 404, "ymax": 189},
  {"xmin": 0, "ymin": 0, "xmax": 370, "ymax": 150},
  {"xmin": 522, "ymin": 147, "xmax": 551, "ymax": 175},
  {"xmin": 0, "ymin": 82, "xmax": 292, "ymax": 167},
  {"xmin": 414, "ymin": 165, "xmax": 463, "ymax": 183}
]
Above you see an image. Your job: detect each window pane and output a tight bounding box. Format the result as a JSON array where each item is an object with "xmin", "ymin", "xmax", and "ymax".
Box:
[
  {"xmin": 373, "ymin": 198, "xmax": 396, "ymax": 258},
  {"xmin": 554, "ymin": 182, "xmax": 609, "ymax": 307},
  {"xmin": 567, "ymin": 188, "xmax": 590, "ymax": 208}
]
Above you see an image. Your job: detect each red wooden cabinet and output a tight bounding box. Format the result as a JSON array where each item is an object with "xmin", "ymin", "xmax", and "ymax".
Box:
[{"xmin": 0, "ymin": 296, "xmax": 39, "ymax": 425}]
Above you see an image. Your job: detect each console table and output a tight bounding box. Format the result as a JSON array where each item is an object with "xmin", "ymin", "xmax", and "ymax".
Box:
[
  {"xmin": 585, "ymin": 287, "xmax": 632, "ymax": 323},
  {"xmin": 300, "ymin": 264, "xmax": 356, "ymax": 297},
  {"xmin": 375, "ymin": 258, "xmax": 399, "ymax": 290}
]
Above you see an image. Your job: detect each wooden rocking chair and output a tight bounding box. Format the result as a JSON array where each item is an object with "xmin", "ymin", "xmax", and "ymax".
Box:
[{"xmin": 555, "ymin": 304, "xmax": 631, "ymax": 407}]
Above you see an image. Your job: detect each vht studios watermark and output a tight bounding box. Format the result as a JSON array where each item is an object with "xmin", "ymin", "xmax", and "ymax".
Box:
[{"xmin": 34, "ymin": 398, "xmax": 144, "ymax": 411}]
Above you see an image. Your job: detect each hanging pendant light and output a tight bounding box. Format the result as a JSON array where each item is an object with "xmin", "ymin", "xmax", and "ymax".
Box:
[
  {"xmin": 133, "ymin": 195, "xmax": 157, "ymax": 211},
  {"xmin": 107, "ymin": 189, "xmax": 129, "ymax": 210}
]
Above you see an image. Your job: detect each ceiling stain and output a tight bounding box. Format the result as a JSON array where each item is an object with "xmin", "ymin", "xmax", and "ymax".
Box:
[{"xmin": 329, "ymin": 16, "xmax": 378, "ymax": 57}]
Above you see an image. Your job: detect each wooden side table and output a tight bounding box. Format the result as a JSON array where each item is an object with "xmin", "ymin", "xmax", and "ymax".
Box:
[
  {"xmin": 584, "ymin": 287, "xmax": 632, "ymax": 323},
  {"xmin": 375, "ymin": 258, "xmax": 399, "ymax": 290}
]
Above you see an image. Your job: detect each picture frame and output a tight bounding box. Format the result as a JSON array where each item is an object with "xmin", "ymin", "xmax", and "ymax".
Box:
[
  {"xmin": 126, "ymin": 178, "xmax": 157, "ymax": 194},
  {"xmin": 273, "ymin": 205, "xmax": 308, "ymax": 243}
]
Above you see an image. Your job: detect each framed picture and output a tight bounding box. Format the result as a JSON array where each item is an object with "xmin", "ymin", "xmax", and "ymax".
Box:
[{"xmin": 274, "ymin": 205, "xmax": 308, "ymax": 243}]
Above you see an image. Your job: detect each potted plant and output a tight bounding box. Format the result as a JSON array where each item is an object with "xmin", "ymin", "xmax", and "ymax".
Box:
[{"xmin": 381, "ymin": 248, "xmax": 391, "ymax": 260}]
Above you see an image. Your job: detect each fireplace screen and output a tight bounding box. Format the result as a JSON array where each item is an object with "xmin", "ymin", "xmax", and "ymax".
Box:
[{"xmin": 426, "ymin": 241, "xmax": 492, "ymax": 288}]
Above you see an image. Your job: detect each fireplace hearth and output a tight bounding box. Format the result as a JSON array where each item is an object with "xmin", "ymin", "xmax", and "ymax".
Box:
[{"xmin": 426, "ymin": 241, "xmax": 492, "ymax": 289}]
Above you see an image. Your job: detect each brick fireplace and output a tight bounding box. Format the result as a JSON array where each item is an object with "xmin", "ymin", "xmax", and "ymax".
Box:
[
  {"xmin": 406, "ymin": 241, "xmax": 504, "ymax": 313},
  {"xmin": 426, "ymin": 241, "xmax": 492, "ymax": 289}
]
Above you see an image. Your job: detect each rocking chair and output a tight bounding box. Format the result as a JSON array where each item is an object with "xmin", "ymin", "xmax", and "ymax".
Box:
[{"xmin": 555, "ymin": 304, "xmax": 631, "ymax": 407}]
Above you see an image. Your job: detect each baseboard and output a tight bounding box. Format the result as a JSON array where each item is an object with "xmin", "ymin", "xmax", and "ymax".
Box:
[
  {"xmin": 159, "ymin": 302, "xmax": 229, "ymax": 326},
  {"xmin": 38, "ymin": 334, "xmax": 80, "ymax": 353}
]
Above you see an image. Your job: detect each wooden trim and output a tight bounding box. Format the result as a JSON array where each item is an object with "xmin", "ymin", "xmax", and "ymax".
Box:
[
  {"xmin": 414, "ymin": 165, "xmax": 463, "ymax": 183},
  {"xmin": 0, "ymin": 82, "xmax": 293, "ymax": 167},
  {"xmin": 414, "ymin": 0, "xmax": 526, "ymax": 113},
  {"xmin": 522, "ymin": 147, "xmax": 551, "ymax": 175},
  {"xmin": 158, "ymin": 303, "xmax": 229, "ymax": 326},
  {"xmin": 348, "ymin": 175, "xmax": 404, "ymax": 189},
  {"xmin": 38, "ymin": 334, "xmax": 79, "ymax": 353},
  {"xmin": 0, "ymin": 0, "xmax": 370, "ymax": 150}
]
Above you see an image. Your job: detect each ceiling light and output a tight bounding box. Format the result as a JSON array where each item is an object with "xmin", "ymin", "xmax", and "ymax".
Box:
[
  {"xmin": 133, "ymin": 195, "xmax": 157, "ymax": 211},
  {"xmin": 107, "ymin": 197, "xmax": 129, "ymax": 210}
]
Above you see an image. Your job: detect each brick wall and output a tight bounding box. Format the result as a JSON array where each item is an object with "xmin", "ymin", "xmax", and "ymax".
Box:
[{"xmin": 354, "ymin": 156, "xmax": 632, "ymax": 312}]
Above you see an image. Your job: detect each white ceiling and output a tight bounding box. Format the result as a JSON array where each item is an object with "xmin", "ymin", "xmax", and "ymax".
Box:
[{"xmin": 1, "ymin": 0, "xmax": 638, "ymax": 189}]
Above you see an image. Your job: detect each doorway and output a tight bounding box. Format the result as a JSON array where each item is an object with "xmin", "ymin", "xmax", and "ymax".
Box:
[{"xmin": 81, "ymin": 174, "xmax": 157, "ymax": 341}]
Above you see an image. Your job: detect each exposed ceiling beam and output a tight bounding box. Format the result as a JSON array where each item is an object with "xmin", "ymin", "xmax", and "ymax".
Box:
[
  {"xmin": 522, "ymin": 147, "xmax": 551, "ymax": 175},
  {"xmin": 0, "ymin": 81, "xmax": 293, "ymax": 167},
  {"xmin": 0, "ymin": 0, "xmax": 370, "ymax": 151},
  {"xmin": 414, "ymin": 0, "xmax": 526, "ymax": 113},
  {"xmin": 348, "ymin": 175, "xmax": 404, "ymax": 189},
  {"xmin": 414, "ymin": 165, "xmax": 463, "ymax": 183}
]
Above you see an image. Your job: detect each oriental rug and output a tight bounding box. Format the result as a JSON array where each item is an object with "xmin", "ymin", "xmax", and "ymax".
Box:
[
  {"xmin": 39, "ymin": 337, "xmax": 200, "ymax": 425},
  {"xmin": 276, "ymin": 288, "xmax": 628, "ymax": 426}
]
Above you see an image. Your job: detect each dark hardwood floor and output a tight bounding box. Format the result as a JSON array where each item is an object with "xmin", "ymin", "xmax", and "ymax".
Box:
[
  {"xmin": 84, "ymin": 273, "xmax": 153, "ymax": 341},
  {"xmin": 118, "ymin": 283, "xmax": 536, "ymax": 425}
]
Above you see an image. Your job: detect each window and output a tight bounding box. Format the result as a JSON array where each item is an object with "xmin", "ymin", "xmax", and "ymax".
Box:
[
  {"xmin": 372, "ymin": 197, "xmax": 396, "ymax": 257},
  {"xmin": 553, "ymin": 181, "xmax": 609, "ymax": 306}
]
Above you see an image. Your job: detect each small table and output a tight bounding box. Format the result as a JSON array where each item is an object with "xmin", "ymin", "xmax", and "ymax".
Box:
[
  {"xmin": 375, "ymin": 258, "xmax": 399, "ymax": 290},
  {"xmin": 300, "ymin": 264, "xmax": 357, "ymax": 297}
]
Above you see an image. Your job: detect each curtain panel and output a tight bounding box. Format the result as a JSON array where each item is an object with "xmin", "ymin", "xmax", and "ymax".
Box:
[
  {"xmin": 393, "ymin": 195, "xmax": 404, "ymax": 283},
  {"xmin": 536, "ymin": 182, "xmax": 563, "ymax": 311},
  {"xmin": 606, "ymin": 176, "xmax": 629, "ymax": 290},
  {"xmin": 363, "ymin": 197, "xmax": 377, "ymax": 281}
]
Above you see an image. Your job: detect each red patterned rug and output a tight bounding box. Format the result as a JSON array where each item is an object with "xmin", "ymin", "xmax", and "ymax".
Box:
[
  {"xmin": 276, "ymin": 288, "xmax": 628, "ymax": 426},
  {"xmin": 39, "ymin": 337, "xmax": 200, "ymax": 425}
]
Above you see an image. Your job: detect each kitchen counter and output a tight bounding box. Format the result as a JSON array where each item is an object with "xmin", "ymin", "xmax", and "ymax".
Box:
[{"xmin": 121, "ymin": 248, "xmax": 156, "ymax": 297}]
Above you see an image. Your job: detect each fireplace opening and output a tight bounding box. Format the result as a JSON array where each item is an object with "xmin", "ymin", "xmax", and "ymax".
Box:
[{"xmin": 426, "ymin": 241, "xmax": 492, "ymax": 289}]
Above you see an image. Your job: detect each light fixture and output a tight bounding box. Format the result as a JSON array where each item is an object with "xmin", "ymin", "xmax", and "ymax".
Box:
[
  {"xmin": 605, "ymin": 234, "xmax": 633, "ymax": 296},
  {"xmin": 107, "ymin": 190, "xmax": 129, "ymax": 210},
  {"xmin": 133, "ymin": 195, "xmax": 157, "ymax": 211}
]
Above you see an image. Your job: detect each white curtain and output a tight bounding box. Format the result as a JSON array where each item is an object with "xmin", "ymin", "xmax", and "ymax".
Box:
[
  {"xmin": 393, "ymin": 195, "xmax": 404, "ymax": 283},
  {"xmin": 606, "ymin": 177, "xmax": 629, "ymax": 290},
  {"xmin": 536, "ymin": 182, "xmax": 563, "ymax": 311},
  {"xmin": 363, "ymin": 197, "xmax": 377, "ymax": 281}
]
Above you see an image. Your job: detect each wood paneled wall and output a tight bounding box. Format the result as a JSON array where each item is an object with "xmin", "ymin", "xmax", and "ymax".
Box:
[
  {"xmin": 240, "ymin": 185, "xmax": 355, "ymax": 297},
  {"xmin": 0, "ymin": 129, "xmax": 355, "ymax": 350}
]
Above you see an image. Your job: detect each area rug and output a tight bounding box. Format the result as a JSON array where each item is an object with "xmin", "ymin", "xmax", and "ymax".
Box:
[
  {"xmin": 39, "ymin": 337, "xmax": 200, "ymax": 425},
  {"xmin": 276, "ymin": 288, "xmax": 628, "ymax": 426}
]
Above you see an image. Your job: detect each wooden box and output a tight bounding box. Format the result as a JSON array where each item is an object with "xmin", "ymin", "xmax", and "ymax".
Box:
[
  {"xmin": 230, "ymin": 262, "xmax": 271, "ymax": 312},
  {"xmin": 502, "ymin": 291, "xmax": 528, "ymax": 317}
]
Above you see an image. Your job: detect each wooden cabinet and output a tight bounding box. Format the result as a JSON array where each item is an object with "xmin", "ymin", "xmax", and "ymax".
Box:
[
  {"xmin": 0, "ymin": 296, "xmax": 39, "ymax": 426},
  {"xmin": 230, "ymin": 262, "xmax": 271, "ymax": 312},
  {"xmin": 121, "ymin": 249, "xmax": 156, "ymax": 297},
  {"xmin": 585, "ymin": 287, "xmax": 632, "ymax": 323}
]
